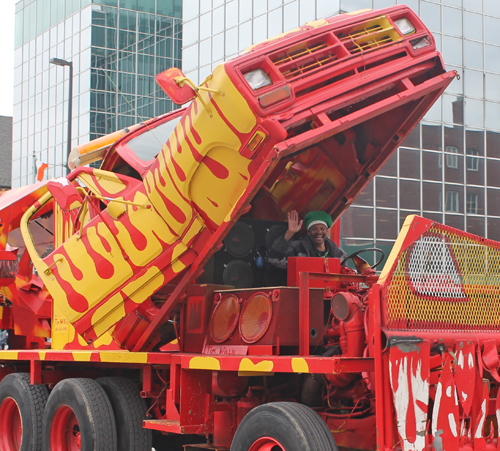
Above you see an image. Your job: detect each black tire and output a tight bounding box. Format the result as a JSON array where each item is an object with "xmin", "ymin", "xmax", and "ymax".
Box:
[
  {"xmin": 0, "ymin": 372, "xmax": 48, "ymax": 451},
  {"xmin": 230, "ymin": 402, "xmax": 338, "ymax": 451},
  {"xmin": 97, "ymin": 377, "xmax": 152, "ymax": 451},
  {"xmin": 42, "ymin": 378, "xmax": 117, "ymax": 451}
]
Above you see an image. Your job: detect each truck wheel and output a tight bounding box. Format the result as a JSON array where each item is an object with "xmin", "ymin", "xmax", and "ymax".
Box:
[
  {"xmin": 42, "ymin": 378, "xmax": 117, "ymax": 451},
  {"xmin": 0, "ymin": 373, "xmax": 48, "ymax": 451},
  {"xmin": 230, "ymin": 402, "xmax": 338, "ymax": 451},
  {"xmin": 97, "ymin": 377, "xmax": 152, "ymax": 451}
]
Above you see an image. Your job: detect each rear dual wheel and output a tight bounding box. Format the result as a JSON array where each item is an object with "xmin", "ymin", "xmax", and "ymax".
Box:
[
  {"xmin": 230, "ymin": 402, "xmax": 338, "ymax": 451},
  {"xmin": 42, "ymin": 377, "xmax": 151, "ymax": 451},
  {"xmin": 0, "ymin": 373, "xmax": 49, "ymax": 451},
  {"xmin": 42, "ymin": 378, "xmax": 117, "ymax": 451},
  {"xmin": 97, "ymin": 377, "xmax": 152, "ymax": 451},
  {"xmin": 0, "ymin": 374, "xmax": 148, "ymax": 451}
]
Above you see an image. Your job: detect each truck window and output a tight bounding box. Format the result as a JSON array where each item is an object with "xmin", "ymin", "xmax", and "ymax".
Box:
[{"xmin": 125, "ymin": 116, "xmax": 182, "ymax": 163}]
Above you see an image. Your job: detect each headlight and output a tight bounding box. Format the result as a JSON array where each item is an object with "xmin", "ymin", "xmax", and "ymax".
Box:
[
  {"xmin": 244, "ymin": 69, "xmax": 272, "ymax": 90},
  {"xmin": 394, "ymin": 18, "xmax": 415, "ymax": 35}
]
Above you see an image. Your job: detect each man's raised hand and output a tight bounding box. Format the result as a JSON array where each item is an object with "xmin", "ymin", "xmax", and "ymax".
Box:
[{"xmin": 284, "ymin": 210, "xmax": 303, "ymax": 241}]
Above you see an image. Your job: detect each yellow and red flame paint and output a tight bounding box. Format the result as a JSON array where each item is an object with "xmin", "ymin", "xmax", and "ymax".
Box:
[{"xmin": 22, "ymin": 63, "xmax": 284, "ymax": 347}]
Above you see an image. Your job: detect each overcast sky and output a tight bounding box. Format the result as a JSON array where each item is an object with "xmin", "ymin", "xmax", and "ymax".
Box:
[{"xmin": 0, "ymin": 1, "xmax": 16, "ymax": 118}]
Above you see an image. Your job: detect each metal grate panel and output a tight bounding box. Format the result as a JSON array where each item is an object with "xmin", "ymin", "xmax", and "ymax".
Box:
[
  {"xmin": 336, "ymin": 16, "xmax": 401, "ymax": 54},
  {"xmin": 269, "ymin": 15, "xmax": 404, "ymax": 85},
  {"xmin": 383, "ymin": 222, "xmax": 500, "ymax": 332},
  {"xmin": 271, "ymin": 42, "xmax": 340, "ymax": 80}
]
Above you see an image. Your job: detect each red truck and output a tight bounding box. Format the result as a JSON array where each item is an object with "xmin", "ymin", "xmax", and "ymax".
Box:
[{"xmin": 0, "ymin": 6, "xmax": 474, "ymax": 451}]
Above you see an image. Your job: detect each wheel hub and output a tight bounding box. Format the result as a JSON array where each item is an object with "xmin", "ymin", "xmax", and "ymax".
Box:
[
  {"xmin": 249, "ymin": 437, "xmax": 285, "ymax": 451},
  {"xmin": 0, "ymin": 397, "xmax": 22, "ymax": 450},
  {"xmin": 51, "ymin": 405, "xmax": 82, "ymax": 451},
  {"xmin": 74, "ymin": 430, "xmax": 81, "ymax": 449}
]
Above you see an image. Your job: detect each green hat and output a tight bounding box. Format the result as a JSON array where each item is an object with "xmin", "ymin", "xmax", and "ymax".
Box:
[{"xmin": 304, "ymin": 211, "xmax": 332, "ymax": 230}]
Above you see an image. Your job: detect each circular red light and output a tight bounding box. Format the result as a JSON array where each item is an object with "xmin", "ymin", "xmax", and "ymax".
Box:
[
  {"xmin": 239, "ymin": 293, "xmax": 272, "ymax": 343},
  {"xmin": 210, "ymin": 295, "xmax": 240, "ymax": 343}
]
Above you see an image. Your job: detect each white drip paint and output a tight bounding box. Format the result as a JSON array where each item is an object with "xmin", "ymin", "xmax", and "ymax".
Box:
[
  {"xmin": 474, "ymin": 399, "xmax": 487, "ymax": 439},
  {"xmin": 496, "ymin": 408, "xmax": 500, "ymax": 440},
  {"xmin": 411, "ymin": 359, "xmax": 429, "ymax": 451},
  {"xmin": 391, "ymin": 357, "xmax": 410, "ymax": 448},
  {"xmin": 444, "ymin": 380, "xmax": 459, "ymax": 438},
  {"xmin": 468, "ymin": 352, "xmax": 474, "ymax": 369},
  {"xmin": 432, "ymin": 380, "xmax": 442, "ymax": 437},
  {"xmin": 448, "ymin": 413, "xmax": 458, "ymax": 437}
]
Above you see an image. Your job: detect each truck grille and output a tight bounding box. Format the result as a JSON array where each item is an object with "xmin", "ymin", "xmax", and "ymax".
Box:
[
  {"xmin": 336, "ymin": 16, "xmax": 400, "ymax": 54},
  {"xmin": 271, "ymin": 41, "xmax": 340, "ymax": 80},
  {"xmin": 268, "ymin": 15, "xmax": 402, "ymax": 84},
  {"xmin": 270, "ymin": 38, "xmax": 342, "ymax": 81}
]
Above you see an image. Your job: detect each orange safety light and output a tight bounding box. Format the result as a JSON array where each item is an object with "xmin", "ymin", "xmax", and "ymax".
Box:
[
  {"xmin": 246, "ymin": 131, "xmax": 266, "ymax": 152},
  {"xmin": 239, "ymin": 293, "xmax": 273, "ymax": 343},
  {"xmin": 210, "ymin": 294, "xmax": 240, "ymax": 343}
]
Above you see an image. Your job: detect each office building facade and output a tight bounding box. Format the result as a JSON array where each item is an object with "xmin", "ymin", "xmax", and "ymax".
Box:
[
  {"xmin": 0, "ymin": 116, "xmax": 13, "ymax": 190},
  {"xmin": 12, "ymin": 0, "xmax": 182, "ymax": 187},
  {"xmin": 182, "ymin": 0, "xmax": 500, "ymax": 264}
]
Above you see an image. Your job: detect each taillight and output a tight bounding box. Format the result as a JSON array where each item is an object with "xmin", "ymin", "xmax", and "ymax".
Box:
[
  {"xmin": 239, "ymin": 293, "xmax": 273, "ymax": 343},
  {"xmin": 210, "ymin": 294, "xmax": 240, "ymax": 343}
]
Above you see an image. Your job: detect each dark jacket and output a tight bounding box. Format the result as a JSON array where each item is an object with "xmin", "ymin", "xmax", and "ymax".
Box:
[{"xmin": 269, "ymin": 234, "xmax": 347, "ymax": 269}]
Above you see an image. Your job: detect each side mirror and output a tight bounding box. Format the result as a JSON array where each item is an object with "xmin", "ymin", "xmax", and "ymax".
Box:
[
  {"xmin": 47, "ymin": 178, "xmax": 82, "ymax": 211},
  {"xmin": 156, "ymin": 68, "xmax": 197, "ymax": 105}
]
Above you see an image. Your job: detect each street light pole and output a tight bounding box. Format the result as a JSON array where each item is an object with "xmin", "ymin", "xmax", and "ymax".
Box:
[{"xmin": 50, "ymin": 58, "xmax": 73, "ymax": 175}]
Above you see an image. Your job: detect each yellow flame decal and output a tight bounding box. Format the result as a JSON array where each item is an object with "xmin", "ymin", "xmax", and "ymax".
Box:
[
  {"xmin": 122, "ymin": 266, "xmax": 165, "ymax": 304},
  {"xmin": 91, "ymin": 293, "xmax": 126, "ymax": 338},
  {"xmin": 71, "ymin": 351, "xmax": 93, "ymax": 362},
  {"xmin": 189, "ymin": 356, "xmax": 221, "ymax": 370},
  {"xmin": 291, "ymin": 358, "xmax": 309, "ymax": 373},
  {"xmin": 99, "ymin": 351, "xmax": 148, "ymax": 363},
  {"xmin": 238, "ymin": 358, "xmax": 274, "ymax": 373}
]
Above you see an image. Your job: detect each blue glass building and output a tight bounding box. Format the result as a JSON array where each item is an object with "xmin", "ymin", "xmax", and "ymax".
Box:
[{"xmin": 12, "ymin": 0, "xmax": 182, "ymax": 187}]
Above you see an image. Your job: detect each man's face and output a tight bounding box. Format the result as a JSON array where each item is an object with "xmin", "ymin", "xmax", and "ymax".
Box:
[{"xmin": 308, "ymin": 223, "xmax": 328, "ymax": 247}]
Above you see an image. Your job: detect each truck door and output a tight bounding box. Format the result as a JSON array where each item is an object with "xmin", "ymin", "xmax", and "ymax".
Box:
[{"xmin": 22, "ymin": 168, "xmax": 197, "ymax": 343}]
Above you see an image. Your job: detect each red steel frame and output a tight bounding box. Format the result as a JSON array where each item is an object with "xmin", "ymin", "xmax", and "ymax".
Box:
[{"xmin": 0, "ymin": 6, "xmax": 463, "ymax": 451}]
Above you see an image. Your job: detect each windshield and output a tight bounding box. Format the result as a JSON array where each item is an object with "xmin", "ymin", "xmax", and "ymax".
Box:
[{"xmin": 126, "ymin": 116, "xmax": 182, "ymax": 163}]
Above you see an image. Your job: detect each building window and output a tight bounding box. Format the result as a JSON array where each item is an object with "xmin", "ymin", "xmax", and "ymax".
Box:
[
  {"xmin": 445, "ymin": 191, "xmax": 459, "ymax": 212},
  {"xmin": 467, "ymin": 193, "xmax": 478, "ymax": 214},
  {"xmin": 445, "ymin": 146, "xmax": 458, "ymax": 169},
  {"xmin": 466, "ymin": 149, "xmax": 479, "ymax": 171}
]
